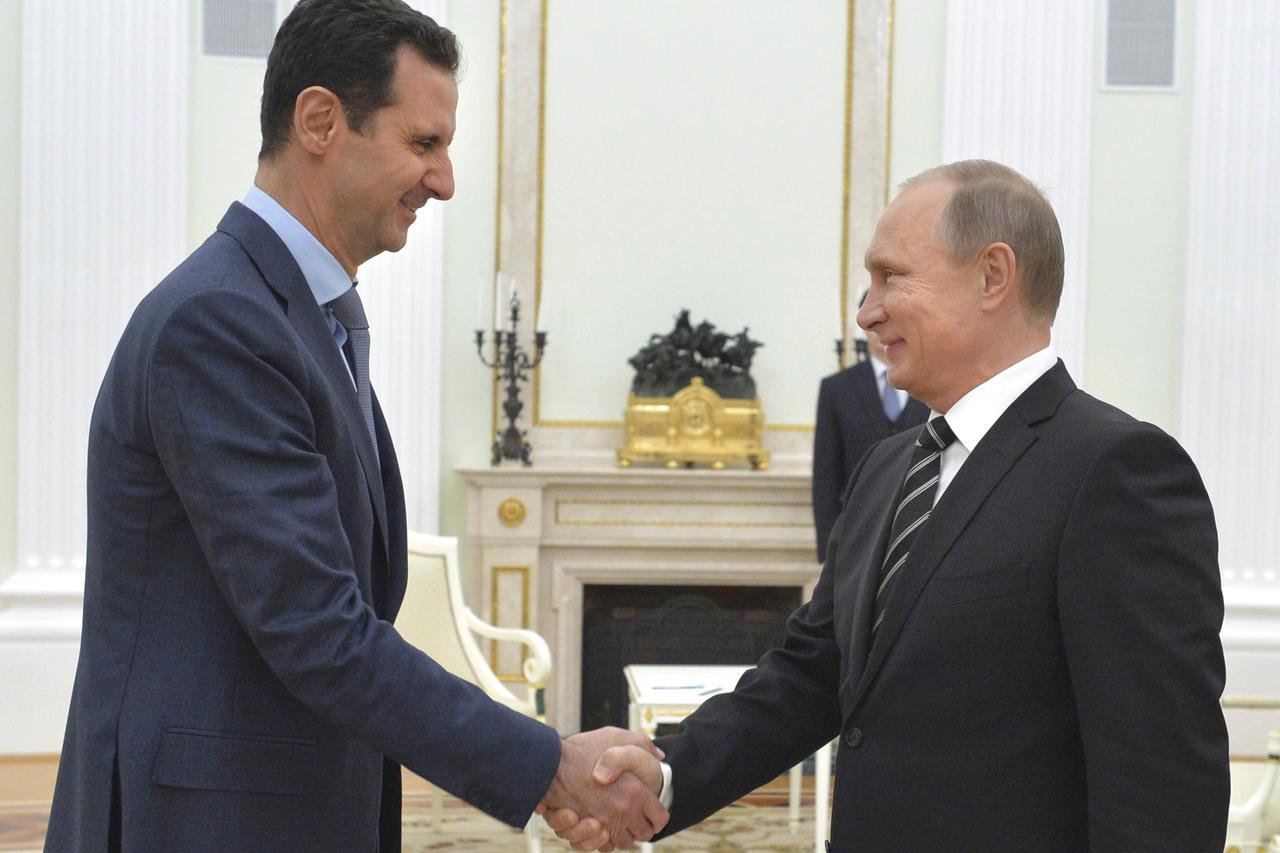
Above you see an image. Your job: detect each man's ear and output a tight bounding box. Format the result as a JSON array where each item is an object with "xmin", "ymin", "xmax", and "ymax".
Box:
[
  {"xmin": 978, "ymin": 242, "xmax": 1017, "ymax": 312},
  {"xmin": 293, "ymin": 86, "xmax": 344, "ymax": 155}
]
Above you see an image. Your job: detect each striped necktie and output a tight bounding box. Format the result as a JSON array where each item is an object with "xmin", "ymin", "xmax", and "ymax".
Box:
[
  {"xmin": 873, "ymin": 416, "xmax": 956, "ymax": 634},
  {"xmin": 327, "ymin": 285, "xmax": 379, "ymax": 466}
]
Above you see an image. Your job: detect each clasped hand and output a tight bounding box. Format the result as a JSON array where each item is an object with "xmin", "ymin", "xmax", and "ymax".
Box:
[{"xmin": 537, "ymin": 726, "xmax": 667, "ymax": 851}]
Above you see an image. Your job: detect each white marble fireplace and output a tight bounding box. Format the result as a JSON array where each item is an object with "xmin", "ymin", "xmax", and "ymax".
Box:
[{"xmin": 458, "ymin": 465, "xmax": 820, "ymax": 732}]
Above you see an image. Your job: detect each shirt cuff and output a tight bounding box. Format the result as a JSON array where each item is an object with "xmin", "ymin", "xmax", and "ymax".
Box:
[{"xmin": 658, "ymin": 761, "xmax": 673, "ymax": 810}]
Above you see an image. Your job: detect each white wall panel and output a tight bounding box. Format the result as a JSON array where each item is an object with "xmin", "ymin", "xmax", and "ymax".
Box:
[
  {"xmin": 361, "ymin": 0, "xmax": 447, "ymax": 534},
  {"xmin": 1181, "ymin": 3, "xmax": 1280, "ymax": 598},
  {"xmin": 942, "ymin": 0, "xmax": 1094, "ymax": 381},
  {"xmin": 0, "ymin": 0, "xmax": 189, "ymax": 751}
]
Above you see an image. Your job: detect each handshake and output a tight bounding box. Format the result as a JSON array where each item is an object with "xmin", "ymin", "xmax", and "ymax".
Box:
[{"xmin": 537, "ymin": 726, "xmax": 669, "ymax": 851}]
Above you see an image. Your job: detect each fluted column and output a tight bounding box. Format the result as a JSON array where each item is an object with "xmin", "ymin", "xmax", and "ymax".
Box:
[
  {"xmin": 0, "ymin": 0, "xmax": 188, "ymax": 751},
  {"xmin": 1180, "ymin": 3, "xmax": 1280, "ymax": 602},
  {"xmin": 941, "ymin": 1, "xmax": 1094, "ymax": 379}
]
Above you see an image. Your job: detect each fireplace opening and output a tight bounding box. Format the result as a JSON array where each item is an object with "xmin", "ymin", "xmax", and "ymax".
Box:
[{"xmin": 580, "ymin": 584, "xmax": 803, "ymax": 732}]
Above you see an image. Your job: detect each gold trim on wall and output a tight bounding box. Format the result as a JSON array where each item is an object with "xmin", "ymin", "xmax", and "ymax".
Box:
[
  {"xmin": 489, "ymin": 564, "xmax": 531, "ymax": 682},
  {"xmin": 514, "ymin": 0, "xmax": 888, "ymax": 431},
  {"xmin": 838, "ymin": 0, "xmax": 856, "ymax": 371},
  {"xmin": 490, "ymin": 0, "xmax": 509, "ymax": 447}
]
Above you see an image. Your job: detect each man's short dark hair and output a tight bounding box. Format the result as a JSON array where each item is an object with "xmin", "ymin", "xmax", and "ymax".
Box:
[
  {"xmin": 903, "ymin": 160, "xmax": 1065, "ymax": 323},
  {"xmin": 259, "ymin": 0, "xmax": 460, "ymax": 160}
]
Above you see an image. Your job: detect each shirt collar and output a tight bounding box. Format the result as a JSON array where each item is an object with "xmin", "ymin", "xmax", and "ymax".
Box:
[
  {"xmin": 242, "ymin": 186, "xmax": 353, "ymax": 307},
  {"xmin": 868, "ymin": 353, "xmax": 888, "ymax": 378},
  {"xmin": 936, "ymin": 345, "xmax": 1058, "ymax": 454}
]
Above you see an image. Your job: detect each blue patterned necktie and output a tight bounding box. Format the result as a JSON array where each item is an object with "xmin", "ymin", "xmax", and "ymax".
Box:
[
  {"xmin": 328, "ymin": 286, "xmax": 379, "ymax": 465},
  {"xmin": 873, "ymin": 416, "xmax": 956, "ymax": 633}
]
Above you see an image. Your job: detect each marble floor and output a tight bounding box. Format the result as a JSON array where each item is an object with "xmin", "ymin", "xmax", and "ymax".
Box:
[{"xmin": 0, "ymin": 786, "xmax": 816, "ymax": 852}]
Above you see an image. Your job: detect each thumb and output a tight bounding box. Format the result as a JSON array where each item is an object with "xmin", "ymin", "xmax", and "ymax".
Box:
[{"xmin": 592, "ymin": 745, "xmax": 655, "ymax": 787}]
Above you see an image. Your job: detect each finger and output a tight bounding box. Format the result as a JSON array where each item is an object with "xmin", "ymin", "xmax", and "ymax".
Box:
[
  {"xmin": 543, "ymin": 807, "xmax": 582, "ymax": 834},
  {"xmin": 534, "ymin": 802, "xmax": 547, "ymax": 816},
  {"xmin": 558, "ymin": 817, "xmax": 606, "ymax": 849},
  {"xmin": 641, "ymin": 788, "xmax": 670, "ymax": 835},
  {"xmin": 593, "ymin": 745, "xmax": 655, "ymax": 787}
]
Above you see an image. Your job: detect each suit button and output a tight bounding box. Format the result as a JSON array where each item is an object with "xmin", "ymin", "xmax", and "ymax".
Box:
[{"xmin": 844, "ymin": 727, "xmax": 863, "ymax": 748}]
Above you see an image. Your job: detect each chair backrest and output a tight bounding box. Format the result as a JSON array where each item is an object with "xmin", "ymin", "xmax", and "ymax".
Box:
[{"xmin": 399, "ymin": 533, "xmax": 483, "ymax": 688}]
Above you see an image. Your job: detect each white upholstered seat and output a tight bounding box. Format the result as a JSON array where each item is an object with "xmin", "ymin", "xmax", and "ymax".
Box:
[{"xmin": 398, "ymin": 532, "xmax": 552, "ymax": 850}]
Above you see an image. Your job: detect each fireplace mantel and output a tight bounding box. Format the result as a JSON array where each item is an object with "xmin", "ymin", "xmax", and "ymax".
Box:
[{"xmin": 458, "ymin": 465, "xmax": 820, "ymax": 732}]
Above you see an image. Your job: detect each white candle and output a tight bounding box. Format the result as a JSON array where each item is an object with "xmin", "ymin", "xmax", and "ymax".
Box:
[
  {"xmin": 536, "ymin": 278, "xmax": 549, "ymax": 332},
  {"xmin": 493, "ymin": 272, "xmax": 506, "ymax": 331},
  {"xmin": 476, "ymin": 274, "xmax": 488, "ymax": 331}
]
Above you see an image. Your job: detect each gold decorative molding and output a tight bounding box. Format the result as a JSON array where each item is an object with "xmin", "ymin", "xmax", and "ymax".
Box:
[
  {"xmin": 497, "ymin": 497, "xmax": 527, "ymax": 527},
  {"xmin": 489, "ymin": 564, "xmax": 531, "ymax": 682}
]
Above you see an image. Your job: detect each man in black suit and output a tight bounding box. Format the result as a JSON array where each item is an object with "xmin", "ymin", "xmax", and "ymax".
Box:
[
  {"xmin": 46, "ymin": 3, "xmax": 663, "ymax": 851},
  {"xmin": 549, "ymin": 160, "xmax": 1230, "ymax": 851},
  {"xmin": 812, "ymin": 322, "xmax": 928, "ymax": 562}
]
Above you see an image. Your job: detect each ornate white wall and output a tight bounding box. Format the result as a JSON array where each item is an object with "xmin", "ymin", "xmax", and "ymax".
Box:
[
  {"xmin": 0, "ymin": 0, "xmax": 189, "ymax": 752},
  {"xmin": 1179, "ymin": 0, "xmax": 1280, "ymax": 726},
  {"xmin": 941, "ymin": 1, "xmax": 1094, "ymax": 380}
]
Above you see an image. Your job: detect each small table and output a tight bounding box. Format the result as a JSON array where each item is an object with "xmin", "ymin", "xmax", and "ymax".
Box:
[{"xmin": 624, "ymin": 664, "xmax": 833, "ymax": 853}]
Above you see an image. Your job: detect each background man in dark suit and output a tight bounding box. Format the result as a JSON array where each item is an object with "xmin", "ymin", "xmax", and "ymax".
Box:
[
  {"xmin": 812, "ymin": 320, "xmax": 928, "ymax": 563},
  {"xmin": 550, "ymin": 160, "xmax": 1230, "ymax": 851},
  {"xmin": 45, "ymin": 3, "xmax": 663, "ymax": 851}
]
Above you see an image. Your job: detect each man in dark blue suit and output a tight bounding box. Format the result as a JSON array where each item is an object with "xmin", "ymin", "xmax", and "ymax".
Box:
[
  {"xmin": 812, "ymin": 322, "xmax": 928, "ymax": 563},
  {"xmin": 45, "ymin": 3, "xmax": 663, "ymax": 851}
]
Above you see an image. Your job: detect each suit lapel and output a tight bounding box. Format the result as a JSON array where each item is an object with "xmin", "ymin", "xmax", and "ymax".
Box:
[
  {"xmin": 216, "ymin": 203, "xmax": 390, "ymax": 566},
  {"xmin": 849, "ymin": 362, "xmax": 1076, "ymax": 709}
]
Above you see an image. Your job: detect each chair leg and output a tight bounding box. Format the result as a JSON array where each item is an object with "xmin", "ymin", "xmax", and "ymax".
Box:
[
  {"xmin": 525, "ymin": 813, "xmax": 542, "ymax": 853},
  {"xmin": 789, "ymin": 763, "xmax": 801, "ymax": 829},
  {"xmin": 814, "ymin": 740, "xmax": 832, "ymax": 853}
]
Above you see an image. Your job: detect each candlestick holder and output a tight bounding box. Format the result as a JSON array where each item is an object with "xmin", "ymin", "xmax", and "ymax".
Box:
[
  {"xmin": 475, "ymin": 290, "xmax": 547, "ymax": 466},
  {"xmin": 834, "ymin": 337, "xmax": 869, "ymax": 368}
]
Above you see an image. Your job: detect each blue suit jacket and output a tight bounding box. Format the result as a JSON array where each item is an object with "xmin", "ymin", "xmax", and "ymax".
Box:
[{"xmin": 46, "ymin": 204, "xmax": 561, "ymax": 852}]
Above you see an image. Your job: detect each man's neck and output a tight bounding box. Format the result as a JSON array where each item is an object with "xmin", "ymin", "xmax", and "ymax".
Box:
[{"xmin": 254, "ymin": 165, "xmax": 358, "ymax": 278}]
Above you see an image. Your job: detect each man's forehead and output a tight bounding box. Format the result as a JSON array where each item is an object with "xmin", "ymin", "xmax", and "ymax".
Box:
[{"xmin": 865, "ymin": 181, "xmax": 951, "ymax": 267}]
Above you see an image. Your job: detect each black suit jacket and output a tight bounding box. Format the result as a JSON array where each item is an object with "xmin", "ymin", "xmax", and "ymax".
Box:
[
  {"xmin": 812, "ymin": 360, "xmax": 927, "ymax": 562},
  {"xmin": 46, "ymin": 204, "xmax": 561, "ymax": 853},
  {"xmin": 659, "ymin": 362, "xmax": 1229, "ymax": 851}
]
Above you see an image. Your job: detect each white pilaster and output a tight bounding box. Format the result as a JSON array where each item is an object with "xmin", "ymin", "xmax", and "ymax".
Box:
[
  {"xmin": 0, "ymin": 0, "xmax": 189, "ymax": 753},
  {"xmin": 1180, "ymin": 4, "xmax": 1280, "ymax": 749},
  {"xmin": 359, "ymin": 0, "xmax": 446, "ymax": 534},
  {"xmin": 941, "ymin": 1, "xmax": 1094, "ymax": 380}
]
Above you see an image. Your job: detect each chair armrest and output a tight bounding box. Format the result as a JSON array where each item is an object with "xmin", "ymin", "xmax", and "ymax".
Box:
[
  {"xmin": 464, "ymin": 610, "xmax": 554, "ymax": 687},
  {"xmin": 1222, "ymin": 695, "xmax": 1280, "ymax": 710}
]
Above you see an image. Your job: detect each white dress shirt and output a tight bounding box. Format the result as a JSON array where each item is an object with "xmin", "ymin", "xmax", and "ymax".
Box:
[{"xmin": 933, "ymin": 345, "xmax": 1058, "ymax": 504}]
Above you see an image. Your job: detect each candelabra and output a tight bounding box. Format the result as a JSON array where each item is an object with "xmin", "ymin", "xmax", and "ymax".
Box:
[
  {"xmin": 475, "ymin": 290, "xmax": 547, "ymax": 466},
  {"xmin": 833, "ymin": 336, "xmax": 869, "ymax": 367}
]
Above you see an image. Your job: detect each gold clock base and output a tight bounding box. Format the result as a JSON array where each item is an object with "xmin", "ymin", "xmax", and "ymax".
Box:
[{"xmin": 617, "ymin": 378, "xmax": 770, "ymax": 471}]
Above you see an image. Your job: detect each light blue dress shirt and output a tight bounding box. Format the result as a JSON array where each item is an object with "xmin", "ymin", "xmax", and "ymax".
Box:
[{"xmin": 241, "ymin": 186, "xmax": 356, "ymax": 378}]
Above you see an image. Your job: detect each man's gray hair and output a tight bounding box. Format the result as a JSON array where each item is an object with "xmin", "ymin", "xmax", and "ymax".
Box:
[{"xmin": 903, "ymin": 160, "xmax": 1064, "ymax": 323}]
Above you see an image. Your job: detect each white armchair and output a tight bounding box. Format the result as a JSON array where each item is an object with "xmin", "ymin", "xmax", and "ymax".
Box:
[
  {"xmin": 398, "ymin": 532, "xmax": 552, "ymax": 850},
  {"xmin": 1223, "ymin": 695, "xmax": 1280, "ymax": 852}
]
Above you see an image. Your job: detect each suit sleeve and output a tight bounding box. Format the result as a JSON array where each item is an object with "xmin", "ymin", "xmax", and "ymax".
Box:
[
  {"xmin": 812, "ymin": 376, "xmax": 844, "ymax": 563},
  {"xmin": 1057, "ymin": 425, "xmax": 1230, "ymax": 851},
  {"xmin": 146, "ymin": 289, "xmax": 560, "ymax": 828},
  {"xmin": 656, "ymin": 453, "xmax": 861, "ymax": 835}
]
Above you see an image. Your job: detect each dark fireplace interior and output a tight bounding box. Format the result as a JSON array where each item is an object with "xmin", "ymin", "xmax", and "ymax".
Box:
[{"xmin": 580, "ymin": 584, "xmax": 803, "ymax": 732}]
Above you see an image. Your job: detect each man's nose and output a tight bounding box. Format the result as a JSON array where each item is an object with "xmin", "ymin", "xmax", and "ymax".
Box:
[{"xmin": 426, "ymin": 155, "xmax": 455, "ymax": 201}]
